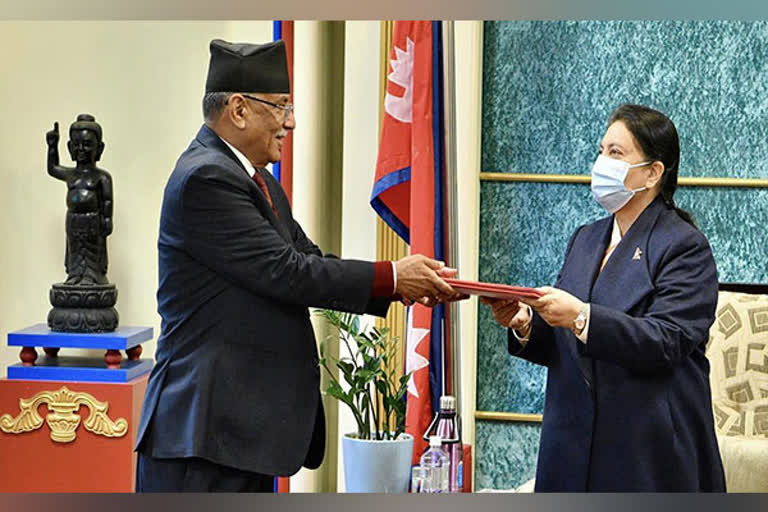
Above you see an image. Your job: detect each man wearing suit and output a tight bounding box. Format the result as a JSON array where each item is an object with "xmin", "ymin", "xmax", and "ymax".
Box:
[{"xmin": 135, "ymin": 39, "xmax": 458, "ymax": 492}]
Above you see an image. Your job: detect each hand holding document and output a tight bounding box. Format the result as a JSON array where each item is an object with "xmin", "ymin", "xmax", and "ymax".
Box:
[
  {"xmin": 394, "ymin": 257, "xmax": 470, "ymax": 307},
  {"xmin": 457, "ymin": 279, "xmax": 540, "ymax": 333},
  {"xmin": 455, "ymin": 278, "xmax": 539, "ymax": 333},
  {"xmin": 477, "ymin": 285, "xmax": 588, "ymax": 331},
  {"xmin": 480, "ymin": 295, "xmax": 532, "ymax": 333},
  {"xmin": 409, "ymin": 268, "xmax": 472, "ymax": 308}
]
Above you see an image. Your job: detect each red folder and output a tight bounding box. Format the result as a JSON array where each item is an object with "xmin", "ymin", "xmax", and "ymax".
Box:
[{"xmin": 445, "ymin": 278, "xmax": 544, "ymax": 301}]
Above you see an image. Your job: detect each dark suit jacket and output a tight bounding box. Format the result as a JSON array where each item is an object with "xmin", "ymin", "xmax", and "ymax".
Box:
[
  {"xmin": 509, "ymin": 196, "xmax": 725, "ymax": 491},
  {"xmin": 135, "ymin": 125, "xmax": 390, "ymax": 476}
]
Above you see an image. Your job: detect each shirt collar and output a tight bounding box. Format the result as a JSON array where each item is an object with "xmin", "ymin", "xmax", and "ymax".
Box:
[
  {"xmin": 218, "ymin": 135, "xmax": 256, "ymax": 178},
  {"xmin": 610, "ymin": 217, "xmax": 622, "ymax": 247}
]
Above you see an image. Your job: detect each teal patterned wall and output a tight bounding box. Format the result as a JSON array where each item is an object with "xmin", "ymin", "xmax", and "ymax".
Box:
[
  {"xmin": 482, "ymin": 21, "xmax": 768, "ymax": 179},
  {"xmin": 476, "ymin": 20, "xmax": 768, "ymax": 491}
]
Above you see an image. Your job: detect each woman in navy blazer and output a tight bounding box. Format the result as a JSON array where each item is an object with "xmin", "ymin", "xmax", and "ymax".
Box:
[{"xmin": 484, "ymin": 104, "xmax": 725, "ymax": 491}]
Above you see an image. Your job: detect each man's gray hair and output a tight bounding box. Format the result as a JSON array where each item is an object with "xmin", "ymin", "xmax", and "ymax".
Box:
[{"xmin": 202, "ymin": 92, "xmax": 234, "ymax": 122}]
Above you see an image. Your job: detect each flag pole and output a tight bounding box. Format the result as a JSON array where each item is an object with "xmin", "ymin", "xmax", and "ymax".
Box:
[{"xmin": 442, "ymin": 21, "xmax": 461, "ymax": 416}]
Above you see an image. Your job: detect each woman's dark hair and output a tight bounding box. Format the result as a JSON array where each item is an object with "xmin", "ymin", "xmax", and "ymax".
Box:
[{"xmin": 608, "ymin": 104, "xmax": 696, "ymax": 227}]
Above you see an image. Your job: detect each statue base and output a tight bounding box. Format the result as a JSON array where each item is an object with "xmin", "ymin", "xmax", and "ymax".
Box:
[
  {"xmin": 48, "ymin": 282, "xmax": 119, "ymax": 333},
  {"xmin": 47, "ymin": 307, "xmax": 119, "ymax": 333},
  {"xmin": 49, "ymin": 282, "xmax": 117, "ymax": 308}
]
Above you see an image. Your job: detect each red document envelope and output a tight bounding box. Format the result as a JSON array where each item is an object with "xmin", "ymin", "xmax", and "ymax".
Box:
[{"xmin": 444, "ymin": 278, "xmax": 544, "ymax": 301}]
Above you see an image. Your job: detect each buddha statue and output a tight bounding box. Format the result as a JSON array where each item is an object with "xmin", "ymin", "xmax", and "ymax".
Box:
[{"xmin": 46, "ymin": 114, "xmax": 119, "ymax": 333}]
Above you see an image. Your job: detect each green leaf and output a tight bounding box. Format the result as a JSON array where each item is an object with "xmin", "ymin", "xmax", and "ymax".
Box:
[
  {"xmin": 326, "ymin": 380, "xmax": 351, "ymax": 406},
  {"xmin": 342, "ymin": 373, "xmax": 356, "ymax": 389},
  {"xmin": 338, "ymin": 360, "xmax": 354, "ymax": 377},
  {"xmin": 356, "ymin": 369, "xmax": 375, "ymax": 384}
]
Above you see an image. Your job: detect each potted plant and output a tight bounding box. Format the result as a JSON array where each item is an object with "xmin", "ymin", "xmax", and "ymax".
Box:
[{"xmin": 317, "ymin": 309, "xmax": 414, "ymax": 493}]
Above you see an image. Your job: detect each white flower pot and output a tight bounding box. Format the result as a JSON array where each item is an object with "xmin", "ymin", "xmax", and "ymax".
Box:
[{"xmin": 342, "ymin": 432, "xmax": 414, "ymax": 493}]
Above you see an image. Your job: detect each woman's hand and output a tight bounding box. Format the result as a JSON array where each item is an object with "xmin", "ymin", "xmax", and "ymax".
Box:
[
  {"xmin": 519, "ymin": 286, "xmax": 585, "ymax": 329},
  {"xmin": 480, "ymin": 297, "xmax": 532, "ymax": 333}
]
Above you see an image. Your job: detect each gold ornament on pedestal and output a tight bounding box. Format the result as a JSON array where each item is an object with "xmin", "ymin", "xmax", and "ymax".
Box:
[{"xmin": 0, "ymin": 386, "xmax": 127, "ymax": 443}]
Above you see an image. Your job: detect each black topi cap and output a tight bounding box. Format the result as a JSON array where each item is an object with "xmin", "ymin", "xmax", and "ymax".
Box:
[{"xmin": 205, "ymin": 39, "xmax": 290, "ymax": 94}]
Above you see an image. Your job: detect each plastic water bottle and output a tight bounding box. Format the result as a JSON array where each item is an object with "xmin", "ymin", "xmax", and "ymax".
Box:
[
  {"xmin": 410, "ymin": 465, "xmax": 426, "ymax": 493},
  {"xmin": 424, "ymin": 395, "xmax": 463, "ymax": 492},
  {"xmin": 419, "ymin": 435, "xmax": 450, "ymax": 493}
]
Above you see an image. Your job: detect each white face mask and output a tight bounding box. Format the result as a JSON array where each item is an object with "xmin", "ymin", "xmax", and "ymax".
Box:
[{"xmin": 591, "ymin": 155, "xmax": 650, "ymax": 213}]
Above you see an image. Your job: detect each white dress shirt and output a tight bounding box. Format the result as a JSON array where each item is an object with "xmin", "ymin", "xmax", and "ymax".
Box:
[{"xmin": 219, "ymin": 136, "xmax": 257, "ymax": 178}]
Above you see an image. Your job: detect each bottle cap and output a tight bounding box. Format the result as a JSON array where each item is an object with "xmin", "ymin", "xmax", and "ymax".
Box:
[
  {"xmin": 429, "ymin": 435, "xmax": 442, "ymax": 447},
  {"xmin": 440, "ymin": 395, "xmax": 456, "ymax": 411}
]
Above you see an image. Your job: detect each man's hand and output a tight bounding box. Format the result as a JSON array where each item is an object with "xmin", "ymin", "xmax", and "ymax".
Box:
[
  {"xmin": 395, "ymin": 254, "xmax": 460, "ymax": 304},
  {"xmin": 415, "ymin": 267, "xmax": 470, "ymax": 307}
]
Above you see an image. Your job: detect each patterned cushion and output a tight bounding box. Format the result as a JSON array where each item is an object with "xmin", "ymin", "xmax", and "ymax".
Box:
[{"xmin": 707, "ymin": 291, "xmax": 768, "ymax": 439}]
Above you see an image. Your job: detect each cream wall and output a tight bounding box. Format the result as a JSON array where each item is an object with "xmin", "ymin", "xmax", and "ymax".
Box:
[
  {"xmin": 454, "ymin": 20, "xmax": 483, "ymax": 489},
  {"xmin": 290, "ymin": 20, "xmax": 346, "ymax": 493},
  {"xmin": 0, "ymin": 21, "xmax": 271, "ymax": 372},
  {"xmin": 336, "ymin": 20, "xmax": 382, "ymax": 493}
]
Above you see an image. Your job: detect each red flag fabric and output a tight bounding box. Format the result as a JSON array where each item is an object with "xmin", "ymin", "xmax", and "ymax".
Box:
[{"xmin": 371, "ymin": 20, "xmax": 445, "ymax": 463}]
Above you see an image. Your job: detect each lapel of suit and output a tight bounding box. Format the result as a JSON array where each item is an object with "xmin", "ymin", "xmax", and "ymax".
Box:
[
  {"xmin": 591, "ymin": 196, "xmax": 665, "ymax": 312},
  {"xmin": 559, "ymin": 217, "xmax": 613, "ymax": 303},
  {"xmin": 557, "ymin": 217, "xmax": 612, "ymax": 389},
  {"xmin": 195, "ymin": 125, "xmax": 293, "ymax": 245},
  {"xmin": 254, "ymin": 167, "xmax": 293, "ymax": 243}
]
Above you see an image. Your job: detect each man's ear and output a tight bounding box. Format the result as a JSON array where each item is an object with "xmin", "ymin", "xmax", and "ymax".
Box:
[{"xmin": 227, "ymin": 95, "xmax": 248, "ymax": 130}]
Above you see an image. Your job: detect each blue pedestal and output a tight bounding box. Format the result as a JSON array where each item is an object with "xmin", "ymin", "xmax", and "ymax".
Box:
[
  {"xmin": 8, "ymin": 324, "xmax": 153, "ymax": 350},
  {"xmin": 6, "ymin": 324, "xmax": 154, "ymax": 383},
  {"xmin": 7, "ymin": 356, "xmax": 154, "ymax": 383}
]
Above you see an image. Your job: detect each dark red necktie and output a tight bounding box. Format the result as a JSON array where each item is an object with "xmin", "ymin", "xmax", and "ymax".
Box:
[{"xmin": 252, "ymin": 171, "xmax": 279, "ymax": 218}]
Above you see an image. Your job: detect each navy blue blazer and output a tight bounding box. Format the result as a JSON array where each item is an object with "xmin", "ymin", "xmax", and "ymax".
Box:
[
  {"xmin": 136, "ymin": 125, "xmax": 390, "ymax": 476},
  {"xmin": 509, "ymin": 197, "xmax": 725, "ymax": 491}
]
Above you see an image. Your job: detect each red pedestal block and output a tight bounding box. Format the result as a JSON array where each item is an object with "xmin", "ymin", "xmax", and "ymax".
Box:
[{"xmin": 0, "ymin": 375, "xmax": 148, "ymax": 492}]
